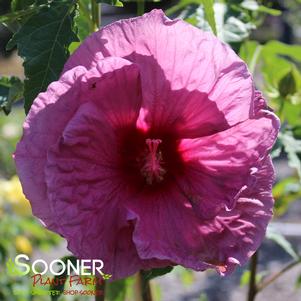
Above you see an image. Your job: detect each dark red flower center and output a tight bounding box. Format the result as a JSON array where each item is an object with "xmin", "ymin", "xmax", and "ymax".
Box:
[{"xmin": 118, "ymin": 127, "xmax": 185, "ymax": 192}]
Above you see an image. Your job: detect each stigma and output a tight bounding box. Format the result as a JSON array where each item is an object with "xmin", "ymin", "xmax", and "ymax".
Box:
[{"xmin": 141, "ymin": 139, "xmax": 166, "ymax": 185}]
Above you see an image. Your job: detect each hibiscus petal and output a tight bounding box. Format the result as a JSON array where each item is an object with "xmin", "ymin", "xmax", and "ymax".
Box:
[
  {"xmin": 178, "ymin": 112, "xmax": 280, "ymax": 212},
  {"xmin": 45, "ymin": 102, "xmax": 170, "ymax": 279},
  {"xmin": 126, "ymin": 157, "xmax": 274, "ymax": 274},
  {"xmin": 14, "ymin": 66, "xmax": 87, "ymax": 230},
  {"xmin": 63, "ymin": 9, "xmax": 253, "ymax": 136},
  {"xmin": 14, "ymin": 57, "xmax": 142, "ymax": 230}
]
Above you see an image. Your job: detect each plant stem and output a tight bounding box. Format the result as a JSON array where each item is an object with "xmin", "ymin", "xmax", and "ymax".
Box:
[
  {"xmin": 91, "ymin": 0, "xmax": 100, "ymax": 30},
  {"xmin": 257, "ymin": 258, "xmax": 301, "ymax": 292},
  {"xmin": 95, "ymin": 277, "xmax": 105, "ymax": 301},
  {"xmin": 247, "ymin": 252, "xmax": 258, "ymax": 301},
  {"xmin": 136, "ymin": 270, "xmax": 153, "ymax": 301},
  {"xmin": 137, "ymin": 0, "xmax": 145, "ymax": 16}
]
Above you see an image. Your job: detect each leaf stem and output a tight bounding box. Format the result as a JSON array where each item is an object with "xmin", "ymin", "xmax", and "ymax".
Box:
[
  {"xmin": 137, "ymin": 0, "xmax": 145, "ymax": 16},
  {"xmin": 257, "ymin": 258, "xmax": 301, "ymax": 292},
  {"xmin": 247, "ymin": 252, "xmax": 258, "ymax": 301},
  {"xmin": 95, "ymin": 277, "xmax": 105, "ymax": 301}
]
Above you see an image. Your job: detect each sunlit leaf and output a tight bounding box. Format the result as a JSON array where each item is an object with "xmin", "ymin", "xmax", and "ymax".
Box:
[
  {"xmin": 257, "ymin": 5, "xmax": 281, "ymax": 16},
  {"xmin": 241, "ymin": 0, "xmax": 259, "ymax": 11},
  {"xmin": 201, "ymin": 0, "xmax": 216, "ymax": 35},
  {"xmin": 240, "ymin": 270, "xmax": 266, "ymax": 287},
  {"xmin": 279, "ymin": 130, "xmax": 301, "ymax": 180},
  {"xmin": 239, "ymin": 40, "xmax": 262, "ymax": 73},
  {"xmin": 273, "ymin": 177, "xmax": 301, "ymax": 216},
  {"xmin": 7, "ymin": 0, "xmax": 78, "ymax": 114},
  {"xmin": 77, "ymin": 0, "xmax": 94, "ymax": 40},
  {"xmin": 96, "ymin": 0, "xmax": 123, "ymax": 6},
  {"xmin": 266, "ymin": 226, "xmax": 299, "ymax": 260}
]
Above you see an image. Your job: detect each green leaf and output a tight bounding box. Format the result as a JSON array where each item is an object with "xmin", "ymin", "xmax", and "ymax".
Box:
[
  {"xmin": 273, "ymin": 177, "xmax": 301, "ymax": 216},
  {"xmin": 279, "ymin": 130, "xmax": 301, "ymax": 180},
  {"xmin": 106, "ymin": 279, "xmax": 127, "ymax": 301},
  {"xmin": 261, "ymin": 41, "xmax": 301, "ymax": 86},
  {"xmin": 240, "ymin": 270, "xmax": 266, "ymax": 287},
  {"xmin": 8, "ymin": 0, "xmax": 78, "ymax": 114},
  {"xmin": 257, "ymin": 5, "xmax": 282, "ymax": 16},
  {"xmin": 77, "ymin": 0, "xmax": 94, "ymax": 40},
  {"xmin": 0, "ymin": 6, "xmax": 43, "ymax": 24},
  {"xmin": 266, "ymin": 226, "xmax": 299, "ymax": 260},
  {"xmin": 142, "ymin": 266, "xmax": 174, "ymax": 281},
  {"xmin": 240, "ymin": 0, "xmax": 259, "ymax": 11},
  {"xmin": 279, "ymin": 70, "xmax": 297, "ymax": 98},
  {"xmin": 201, "ymin": 0, "xmax": 216, "ymax": 35},
  {"xmin": 96, "ymin": 0, "xmax": 123, "ymax": 6},
  {"xmin": 239, "ymin": 40, "xmax": 262, "ymax": 73},
  {"xmin": 11, "ymin": 0, "xmax": 35, "ymax": 11},
  {"xmin": 49, "ymin": 255, "xmax": 78, "ymax": 301},
  {"xmin": 0, "ymin": 76, "xmax": 24, "ymax": 115}
]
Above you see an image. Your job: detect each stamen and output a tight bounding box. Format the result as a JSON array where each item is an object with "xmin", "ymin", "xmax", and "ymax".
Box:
[{"xmin": 141, "ymin": 139, "xmax": 166, "ymax": 185}]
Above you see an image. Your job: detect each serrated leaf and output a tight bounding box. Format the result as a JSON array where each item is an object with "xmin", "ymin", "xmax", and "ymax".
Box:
[
  {"xmin": 96, "ymin": 0, "xmax": 123, "ymax": 6},
  {"xmin": 266, "ymin": 226, "xmax": 299, "ymax": 260},
  {"xmin": 8, "ymin": 0, "xmax": 78, "ymax": 114},
  {"xmin": 0, "ymin": 76, "xmax": 24, "ymax": 115}
]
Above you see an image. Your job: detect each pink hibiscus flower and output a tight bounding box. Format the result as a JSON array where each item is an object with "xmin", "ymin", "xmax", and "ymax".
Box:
[{"xmin": 15, "ymin": 10, "xmax": 280, "ymax": 279}]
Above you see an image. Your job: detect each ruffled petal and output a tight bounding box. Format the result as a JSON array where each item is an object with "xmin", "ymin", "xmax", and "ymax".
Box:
[
  {"xmin": 202, "ymin": 157, "xmax": 275, "ymax": 274},
  {"xmin": 14, "ymin": 56, "xmax": 142, "ymax": 230},
  {"xmin": 178, "ymin": 111, "xmax": 280, "ymax": 212},
  {"xmin": 125, "ymin": 157, "xmax": 274, "ymax": 274},
  {"xmin": 14, "ymin": 66, "xmax": 87, "ymax": 230},
  {"xmin": 63, "ymin": 9, "xmax": 253, "ymax": 136}
]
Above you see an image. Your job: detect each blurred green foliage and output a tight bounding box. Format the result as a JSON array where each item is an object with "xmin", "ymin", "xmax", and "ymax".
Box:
[{"xmin": 1, "ymin": 0, "xmax": 301, "ymax": 300}]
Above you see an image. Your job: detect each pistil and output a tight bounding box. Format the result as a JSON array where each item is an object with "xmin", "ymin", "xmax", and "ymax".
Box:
[{"xmin": 141, "ymin": 139, "xmax": 166, "ymax": 185}]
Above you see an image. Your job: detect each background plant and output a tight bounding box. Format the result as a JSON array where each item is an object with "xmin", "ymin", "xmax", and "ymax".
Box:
[{"xmin": 0, "ymin": 0, "xmax": 301, "ymax": 301}]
